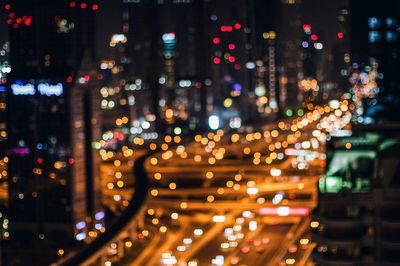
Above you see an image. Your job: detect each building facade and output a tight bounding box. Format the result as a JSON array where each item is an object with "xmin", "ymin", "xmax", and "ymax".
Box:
[
  {"xmin": 5, "ymin": 1, "xmax": 103, "ymax": 263},
  {"xmin": 312, "ymin": 132, "xmax": 400, "ymax": 265},
  {"xmin": 349, "ymin": 0, "xmax": 400, "ymax": 123}
]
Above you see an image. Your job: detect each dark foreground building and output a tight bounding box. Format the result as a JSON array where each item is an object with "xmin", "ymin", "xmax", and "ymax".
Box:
[
  {"xmin": 4, "ymin": 1, "xmax": 103, "ymax": 264},
  {"xmin": 349, "ymin": 0, "xmax": 400, "ymax": 123},
  {"xmin": 312, "ymin": 132, "xmax": 400, "ymax": 265}
]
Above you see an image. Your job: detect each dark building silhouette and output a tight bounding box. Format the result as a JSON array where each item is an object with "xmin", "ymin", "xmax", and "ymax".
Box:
[
  {"xmin": 312, "ymin": 133, "xmax": 400, "ymax": 265},
  {"xmin": 5, "ymin": 0, "xmax": 103, "ymax": 263},
  {"xmin": 349, "ymin": 0, "xmax": 400, "ymax": 123}
]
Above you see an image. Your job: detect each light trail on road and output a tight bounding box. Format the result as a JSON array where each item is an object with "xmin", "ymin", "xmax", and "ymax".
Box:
[{"xmin": 62, "ymin": 100, "xmax": 352, "ymax": 266}]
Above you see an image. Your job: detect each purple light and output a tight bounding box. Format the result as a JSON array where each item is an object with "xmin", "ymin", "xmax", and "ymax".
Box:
[
  {"xmin": 76, "ymin": 221, "xmax": 86, "ymax": 230},
  {"xmin": 224, "ymin": 75, "xmax": 232, "ymax": 82},
  {"xmin": 8, "ymin": 147, "xmax": 30, "ymax": 155},
  {"xmin": 95, "ymin": 211, "xmax": 105, "ymax": 221},
  {"xmin": 302, "ymin": 41, "xmax": 309, "ymax": 48},
  {"xmin": 233, "ymin": 83, "xmax": 242, "ymax": 91}
]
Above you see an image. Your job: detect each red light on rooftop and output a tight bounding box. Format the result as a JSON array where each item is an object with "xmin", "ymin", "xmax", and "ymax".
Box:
[
  {"xmin": 80, "ymin": 3, "xmax": 87, "ymax": 9},
  {"xmin": 212, "ymin": 37, "xmax": 220, "ymax": 44},
  {"xmin": 5, "ymin": 4, "xmax": 11, "ymax": 10},
  {"xmin": 310, "ymin": 34, "xmax": 318, "ymax": 41},
  {"xmin": 97, "ymin": 73, "xmax": 103, "ymax": 80},
  {"xmin": 337, "ymin": 32, "xmax": 344, "ymax": 39},
  {"xmin": 213, "ymin": 57, "xmax": 221, "ymax": 64},
  {"xmin": 84, "ymin": 74, "xmax": 90, "ymax": 81},
  {"xmin": 195, "ymin": 82, "xmax": 202, "ymax": 89},
  {"xmin": 7, "ymin": 19, "xmax": 12, "ymax": 25},
  {"xmin": 234, "ymin": 23, "xmax": 241, "ymax": 30},
  {"xmin": 69, "ymin": 1, "xmax": 76, "ymax": 8},
  {"xmin": 9, "ymin": 12, "xmax": 15, "ymax": 18},
  {"xmin": 228, "ymin": 43, "xmax": 235, "ymax": 50},
  {"xmin": 226, "ymin": 26, "xmax": 233, "ymax": 32},
  {"xmin": 92, "ymin": 4, "xmax": 99, "ymax": 11},
  {"xmin": 302, "ymin": 24, "xmax": 311, "ymax": 31},
  {"xmin": 37, "ymin": 158, "xmax": 43, "ymax": 164},
  {"xmin": 66, "ymin": 76, "xmax": 73, "ymax": 83},
  {"xmin": 228, "ymin": 56, "xmax": 235, "ymax": 63},
  {"xmin": 68, "ymin": 158, "xmax": 75, "ymax": 164},
  {"xmin": 220, "ymin": 25, "xmax": 227, "ymax": 32},
  {"xmin": 16, "ymin": 18, "xmax": 22, "ymax": 24},
  {"xmin": 23, "ymin": 16, "xmax": 32, "ymax": 26},
  {"xmin": 234, "ymin": 63, "xmax": 241, "ymax": 70}
]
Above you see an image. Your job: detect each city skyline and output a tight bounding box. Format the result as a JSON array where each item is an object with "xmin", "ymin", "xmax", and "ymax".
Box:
[{"xmin": 1, "ymin": 1, "xmax": 400, "ymax": 265}]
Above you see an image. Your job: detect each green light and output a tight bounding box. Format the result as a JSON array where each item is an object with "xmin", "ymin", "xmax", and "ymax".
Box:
[
  {"xmin": 92, "ymin": 142, "xmax": 101, "ymax": 149},
  {"xmin": 379, "ymin": 139, "xmax": 398, "ymax": 151},
  {"xmin": 297, "ymin": 109, "xmax": 304, "ymax": 116},
  {"xmin": 319, "ymin": 176, "xmax": 343, "ymax": 193},
  {"xmin": 286, "ymin": 109, "xmax": 293, "ymax": 117}
]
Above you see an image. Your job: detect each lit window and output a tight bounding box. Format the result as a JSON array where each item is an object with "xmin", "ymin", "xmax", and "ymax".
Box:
[
  {"xmin": 385, "ymin": 31, "xmax": 396, "ymax": 42},
  {"xmin": 368, "ymin": 17, "xmax": 380, "ymax": 29},
  {"xmin": 386, "ymin": 18, "xmax": 396, "ymax": 27},
  {"xmin": 282, "ymin": 0, "xmax": 296, "ymax": 4},
  {"xmin": 368, "ymin": 31, "xmax": 380, "ymax": 43}
]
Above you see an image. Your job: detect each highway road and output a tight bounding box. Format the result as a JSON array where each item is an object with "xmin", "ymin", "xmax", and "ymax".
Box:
[{"xmin": 54, "ymin": 100, "xmax": 352, "ymax": 266}]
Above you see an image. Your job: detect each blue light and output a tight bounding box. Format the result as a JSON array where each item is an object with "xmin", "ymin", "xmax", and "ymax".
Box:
[
  {"xmin": 11, "ymin": 83, "xmax": 35, "ymax": 95},
  {"xmin": 302, "ymin": 41, "xmax": 309, "ymax": 48},
  {"xmin": 385, "ymin": 31, "xmax": 396, "ymax": 42},
  {"xmin": 368, "ymin": 17, "xmax": 380, "ymax": 29},
  {"xmin": 386, "ymin": 17, "xmax": 396, "ymax": 27},
  {"xmin": 38, "ymin": 83, "xmax": 63, "ymax": 96},
  {"xmin": 162, "ymin": 32, "xmax": 176, "ymax": 57},
  {"xmin": 368, "ymin": 31, "xmax": 380, "ymax": 43},
  {"xmin": 95, "ymin": 223, "xmax": 102, "ymax": 230},
  {"xmin": 75, "ymin": 232, "xmax": 86, "ymax": 241},
  {"xmin": 162, "ymin": 32, "xmax": 176, "ymax": 44}
]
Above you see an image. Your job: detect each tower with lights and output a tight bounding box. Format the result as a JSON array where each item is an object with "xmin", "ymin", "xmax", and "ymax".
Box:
[
  {"xmin": 275, "ymin": 0, "xmax": 304, "ymax": 110},
  {"xmin": 207, "ymin": 0, "xmax": 260, "ymax": 128}
]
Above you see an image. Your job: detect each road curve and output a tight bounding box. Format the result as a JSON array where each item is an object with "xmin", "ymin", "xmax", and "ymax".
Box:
[{"xmin": 51, "ymin": 151, "xmax": 154, "ymax": 266}]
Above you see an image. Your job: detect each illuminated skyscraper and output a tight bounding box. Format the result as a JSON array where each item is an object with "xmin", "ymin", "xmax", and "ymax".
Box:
[
  {"xmin": 206, "ymin": 0, "xmax": 260, "ymax": 128},
  {"xmin": 254, "ymin": 0, "xmax": 279, "ymax": 116},
  {"xmin": 331, "ymin": 4, "xmax": 351, "ymax": 97},
  {"xmin": 276, "ymin": 0, "xmax": 304, "ymax": 109}
]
